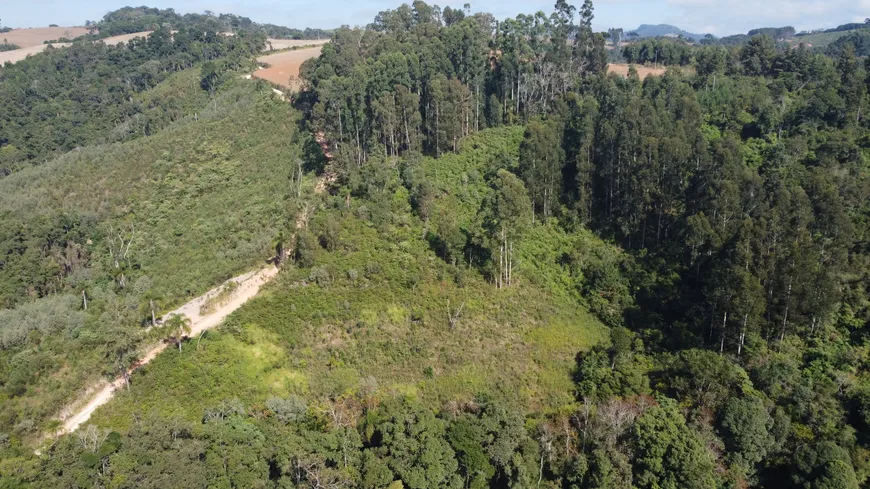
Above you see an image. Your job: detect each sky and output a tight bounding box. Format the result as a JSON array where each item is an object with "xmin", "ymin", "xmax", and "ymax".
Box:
[{"xmin": 1, "ymin": 0, "xmax": 868, "ymax": 36}]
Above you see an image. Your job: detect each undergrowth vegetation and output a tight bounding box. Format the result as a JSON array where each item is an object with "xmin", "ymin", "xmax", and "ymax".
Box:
[{"xmin": 0, "ymin": 72, "xmax": 301, "ymax": 441}]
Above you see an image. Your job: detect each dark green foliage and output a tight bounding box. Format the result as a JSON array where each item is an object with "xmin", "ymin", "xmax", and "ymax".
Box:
[
  {"xmin": 622, "ymin": 38, "xmax": 694, "ymax": 66},
  {"xmin": 632, "ymin": 397, "xmax": 717, "ymax": 489},
  {"xmin": 0, "ymin": 40, "xmax": 19, "ymax": 52},
  {"xmin": 827, "ymin": 31, "xmax": 870, "ymax": 57},
  {"xmin": 719, "ymin": 396, "xmax": 775, "ymax": 471},
  {"xmin": 0, "ymin": 73, "xmax": 303, "ymax": 439},
  {"xmin": 364, "ymin": 399, "xmax": 461, "ymax": 489},
  {"xmin": 301, "ymin": 0, "xmax": 607, "ymax": 165},
  {"xmin": 294, "ymin": 229, "xmax": 319, "ymax": 268}
]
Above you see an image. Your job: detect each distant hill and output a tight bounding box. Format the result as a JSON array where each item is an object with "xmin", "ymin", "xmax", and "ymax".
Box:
[{"xmin": 628, "ymin": 24, "xmax": 706, "ymax": 41}]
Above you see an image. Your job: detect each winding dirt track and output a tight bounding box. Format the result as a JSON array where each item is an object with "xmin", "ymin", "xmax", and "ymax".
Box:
[
  {"xmin": 60, "ymin": 266, "xmax": 279, "ymax": 434},
  {"xmin": 53, "ymin": 41, "xmax": 331, "ymax": 437}
]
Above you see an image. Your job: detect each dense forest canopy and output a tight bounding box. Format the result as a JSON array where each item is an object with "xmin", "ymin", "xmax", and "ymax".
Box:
[{"xmin": 1, "ymin": 1, "xmax": 870, "ymax": 489}]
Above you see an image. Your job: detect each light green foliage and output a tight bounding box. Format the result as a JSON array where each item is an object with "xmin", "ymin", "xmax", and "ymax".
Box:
[
  {"xmin": 92, "ymin": 207, "xmax": 607, "ymax": 429},
  {"xmin": 0, "ymin": 295, "xmax": 84, "ymax": 350}
]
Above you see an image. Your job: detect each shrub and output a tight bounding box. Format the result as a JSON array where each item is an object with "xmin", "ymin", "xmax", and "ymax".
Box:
[
  {"xmin": 364, "ymin": 261, "xmax": 382, "ymax": 278},
  {"xmin": 309, "ymin": 266, "xmax": 331, "ymax": 286},
  {"xmin": 294, "ymin": 229, "xmax": 319, "ymax": 268},
  {"xmin": 266, "ymin": 395, "xmax": 307, "ymax": 424}
]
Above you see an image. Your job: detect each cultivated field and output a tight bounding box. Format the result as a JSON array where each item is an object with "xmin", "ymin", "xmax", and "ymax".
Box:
[
  {"xmin": 0, "ymin": 43, "xmax": 70, "ymax": 64},
  {"xmin": 607, "ymin": 63, "xmax": 669, "ymax": 79},
  {"xmin": 101, "ymin": 31, "xmax": 153, "ymax": 45},
  {"xmin": 265, "ymin": 38, "xmax": 329, "ymax": 50},
  {"xmin": 0, "ymin": 26, "xmax": 88, "ymax": 47},
  {"xmin": 253, "ymin": 45, "xmax": 324, "ymax": 89}
]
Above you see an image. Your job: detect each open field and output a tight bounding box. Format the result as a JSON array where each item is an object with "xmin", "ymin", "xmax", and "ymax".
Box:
[
  {"xmin": 0, "ymin": 43, "xmax": 70, "ymax": 64},
  {"xmin": 101, "ymin": 31, "xmax": 153, "ymax": 45},
  {"xmin": 0, "ymin": 26, "xmax": 88, "ymax": 47},
  {"xmin": 253, "ymin": 45, "xmax": 324, "ymax": 89},
  {"xmin": 265, "ymin": 38, "xmax": 329, "ymax": 50},
  {"xmin": 607, "ymin": 62, "xmax": 668, "ymax": 79}
]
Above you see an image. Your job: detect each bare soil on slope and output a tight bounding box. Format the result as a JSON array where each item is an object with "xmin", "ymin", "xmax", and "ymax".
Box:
[{"xmin": 253, "ymin": 46, "xmax": 324, "ymax": 89}]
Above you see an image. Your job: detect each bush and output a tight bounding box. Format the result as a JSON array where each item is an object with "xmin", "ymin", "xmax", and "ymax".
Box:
[
  {"xmin": 265, "ymin": 395, "xmax": 307, "ymax": 424},
  {"xmin": 319, "ymin": 216, "xmax": 341, "ymax": 251},
  {"xmin": 364, "ymin": 261, "xmax": 382, "ymax": 278},
  {"xmin": 294, "ymin": 229, "xmax": 319, "ymax": 268},
  {"xmin": 309, "ymin": 267, "xmax": 331, "ymax": 286}
]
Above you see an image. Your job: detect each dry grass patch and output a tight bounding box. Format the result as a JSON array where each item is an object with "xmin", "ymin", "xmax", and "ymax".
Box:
[{"xmin": 608, "ymin": 63, "xmax": 668, "ymax": 79}]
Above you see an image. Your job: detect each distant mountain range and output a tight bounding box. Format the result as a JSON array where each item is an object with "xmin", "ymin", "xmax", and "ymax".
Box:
[{"xmin": 628, "ymin": 24, "xmax": 708, "ymax": 41}]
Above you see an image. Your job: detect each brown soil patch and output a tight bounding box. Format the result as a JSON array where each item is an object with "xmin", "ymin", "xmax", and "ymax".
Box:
[
  {"xmin": 265, "ymin": 38, "xmax": 329, "ymax": 50},
  {"xmin": 100, "ymin": 31, "xmax": 153, "ymax": 46},
  {"xmin": 253, "ymin": 46, "xmax": 324, "ymax": 89},
  {"xmin": 607, "ymin": 63, "xmax": 668, "ymax": 80},
  {"xmin": 0, "ymin": 43, "xmax": 70, "ymax": 64},
  {"xmin": 1, "ymin": 26, "xmax": 88, "ymax": 48}
]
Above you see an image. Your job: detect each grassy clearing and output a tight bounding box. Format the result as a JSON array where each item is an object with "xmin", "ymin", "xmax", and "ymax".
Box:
[
  {"xmin": 92, "ymin": 209, "xmax": 607, "ymax": 431},
  {"xmin": 88, "ymin": 125, "xmax": 610, "ymax": 432}
]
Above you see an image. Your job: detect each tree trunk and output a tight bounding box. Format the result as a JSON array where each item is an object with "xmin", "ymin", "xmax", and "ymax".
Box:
[{"xmin": 780, "ymin": 275, "xmax": 793, "ymax": 344}]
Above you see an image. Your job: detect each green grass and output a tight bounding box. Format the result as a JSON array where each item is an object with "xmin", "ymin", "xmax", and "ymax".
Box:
[{"xmin": 85, "ymin": 125, "xmax": 612, "ymax": 432}]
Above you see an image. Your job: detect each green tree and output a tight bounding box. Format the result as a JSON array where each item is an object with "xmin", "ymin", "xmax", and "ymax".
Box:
[
  {"xmin": 482, "ymin": 169, "xmax": 533, "ymax": 288},
  {"xmin": 632, "ymin": 397, "xmax": 717, "ymax": 489},
  {"xmin": 164, "ymin": 313, "xmax": 192, "ymax": 352},
  {"xmin": 718, "ymin": 396, "xmax": 774, "ymax": 474},
  {"xmin": 364, "ymin": 399, "xmax": 462, "ymax": 489},
  {"xmin": 519, "ymin": 119, "xmax": 565, "ymax": 219}
]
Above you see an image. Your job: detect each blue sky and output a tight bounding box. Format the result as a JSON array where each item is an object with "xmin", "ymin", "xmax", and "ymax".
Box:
[{"xmin": 2, "ymin": 0, "xmax": 868, "ymax": 36}]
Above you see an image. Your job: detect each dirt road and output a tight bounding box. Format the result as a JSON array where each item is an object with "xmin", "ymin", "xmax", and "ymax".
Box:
[
  {"xmin": 56, "ymin": 57, "xmax": 330, "ymax": 436},
  {"xmin": 60, "ymin": 266, "xmax": 279, "ymax": 434}
]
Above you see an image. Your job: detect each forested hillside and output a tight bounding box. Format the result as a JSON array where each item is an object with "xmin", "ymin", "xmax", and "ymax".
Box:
[
  {"xmin": 0, "ymin": 23, "xmax": 264, "ymax": 171},
  {"xmin": 71, "ymin": 7, "xmax": 331, "ymax": 41},
  {"xmin": 1, "ymin": 1, "xmax": 870, "ymax": 488}
]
